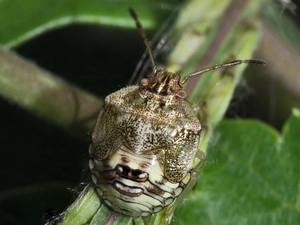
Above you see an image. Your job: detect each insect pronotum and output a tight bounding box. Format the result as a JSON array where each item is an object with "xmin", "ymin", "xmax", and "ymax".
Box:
[{"xmin": 88, "ymin": 8, "xmax": 265, "ymax": 217}]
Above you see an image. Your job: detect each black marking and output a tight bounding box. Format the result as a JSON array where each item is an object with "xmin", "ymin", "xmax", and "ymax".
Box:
[
  {"xmin": 146, "ymin": 183, "xmax": 165, "ymax": 196},
  {"xmin": 116, "ymin": 164, "xmax": 149, "ymax": 182},
  {"xmin": 147, "ymin": 179, "xmax": 173, "ymax": 195},
  {"xmin": 113, "ymin": 181, "xmax": 144, "ymax": 197}
]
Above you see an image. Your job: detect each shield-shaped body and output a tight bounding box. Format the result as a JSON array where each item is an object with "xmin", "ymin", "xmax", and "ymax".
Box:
[{"xmin": 89, "ymin": 81, "xmax": 201, "ymax": 217}]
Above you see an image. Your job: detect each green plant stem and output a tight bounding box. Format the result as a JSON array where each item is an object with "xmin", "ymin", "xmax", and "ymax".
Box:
[
  {"xmin": 257, "ymin": 23, "xmax": 300, "ymax": 99},
  {"xmin": 0, "ymin": 47, "xmax": 102, "ymax": 136}
]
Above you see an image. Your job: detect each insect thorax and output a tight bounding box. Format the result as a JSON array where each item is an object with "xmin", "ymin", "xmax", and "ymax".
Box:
[{"xmin": 89, "ymin": 85, "xmax": 201, "ymax": 216}]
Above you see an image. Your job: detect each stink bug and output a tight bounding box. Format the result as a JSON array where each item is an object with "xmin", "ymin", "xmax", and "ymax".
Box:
[{"xmin": 89, "ymin": 8, "xmax": 265, "ymax": 217}]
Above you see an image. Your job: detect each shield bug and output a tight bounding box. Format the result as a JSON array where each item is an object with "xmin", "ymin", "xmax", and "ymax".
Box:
[{"xmin": 89, "ymin": 9, "xmax": 265, "ymax": 217}]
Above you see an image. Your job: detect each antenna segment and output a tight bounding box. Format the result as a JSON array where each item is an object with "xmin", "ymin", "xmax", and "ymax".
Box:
[
  {"xmin": 129, "ymin": 8, "xmax": 157, "ymax": 74},
  {"xmin": 180, "ymin": 59, "xmax": 265, "ymax": 85}
]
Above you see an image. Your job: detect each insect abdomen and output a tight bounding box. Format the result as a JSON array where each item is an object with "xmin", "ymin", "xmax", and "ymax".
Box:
[{"xmin": 89, "ymin": 145, "xmax": 190, "ymax": 217}]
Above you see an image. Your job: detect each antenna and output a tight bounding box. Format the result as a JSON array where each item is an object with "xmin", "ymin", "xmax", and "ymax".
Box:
[
  {"xmin": 129, "ymin": 8, "xmax": 157, "ymax": 74},
  {"xmin": 180, "ymin": 59, "xmax": 265, "ymax": 85}
]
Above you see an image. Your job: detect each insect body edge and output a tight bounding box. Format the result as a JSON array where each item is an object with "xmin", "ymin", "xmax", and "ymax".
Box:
[{"xmin": 89, "ymin": 85, "xmax": 201, "ymax": 216}]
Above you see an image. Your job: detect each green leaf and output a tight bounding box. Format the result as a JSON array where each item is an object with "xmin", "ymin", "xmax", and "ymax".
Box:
[
  {"xmin": 174, "ymin": 109, "xmax": 300, "ymax": 224},
  {"xmin": 0, "ymin": 0, "xmax": 179, "ymax": 48}
]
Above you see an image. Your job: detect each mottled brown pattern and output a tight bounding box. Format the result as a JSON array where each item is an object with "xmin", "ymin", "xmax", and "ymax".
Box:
[{"xmin": 90, "ymin": 84, "xmax": 201, "ymax": 182}]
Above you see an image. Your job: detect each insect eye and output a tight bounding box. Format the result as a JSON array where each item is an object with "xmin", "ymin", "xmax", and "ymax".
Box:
[
  {"xmin": 140, "ymin": 78, "xmax": 149, "ymax": 87},
  {"xmin": 176, "ymin": 90, "xmax": 186, "ymax": 98}
]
